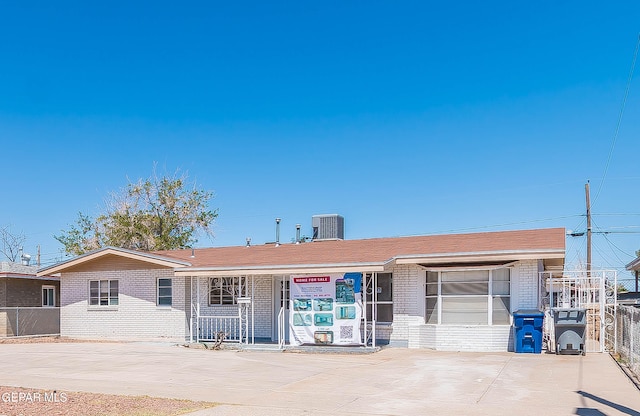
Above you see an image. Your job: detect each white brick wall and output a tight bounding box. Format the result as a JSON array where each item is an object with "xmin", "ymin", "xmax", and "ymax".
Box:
[
  {"xmin": 59, "ymin": 258, "xmax": 543, "ymax": 350},
  {"xmin": 61, "ymin": 269, "xmax": 188, "ymax": 342},
  {"xmin": 387, "ymin": 265, "xmax": 423, "ymax": 344},
  {"xmin": 408, "ymin": 324, "xmax": 513, "ymax": 351},
  {"xmin": 393, "ymin": 260, "xmax": 539, "ymax": 352},
  {"xmin": 251, "ymin": 277, "xmax": 273, "ymax": 338},
  {"xmin": 191, "ymin": 276, "xmax": 274, "ymax": 340},
  {"xmin": 515, "ymin": 259, "xmax": 540, "ymax": 310}
]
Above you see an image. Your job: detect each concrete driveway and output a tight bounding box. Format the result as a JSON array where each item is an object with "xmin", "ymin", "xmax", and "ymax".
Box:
[{"xmin": 0, "ymin": 342, "xmax": 639, "ymax": 415}]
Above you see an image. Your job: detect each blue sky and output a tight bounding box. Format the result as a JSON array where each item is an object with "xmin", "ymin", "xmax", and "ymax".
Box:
[{"xmin": 1, "ymin": 1, "xmax": 639, "ymax": 280}]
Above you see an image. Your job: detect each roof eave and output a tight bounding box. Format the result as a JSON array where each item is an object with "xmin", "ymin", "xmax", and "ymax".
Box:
[
  {"xmin": 394, "ymin": 249, "xmax": 565, "ymax": 265},
  {"xmin": 0, "ymin": 273, "xmax": 60, "ymax": 281},
  {"xmin": 175, "ymin": 262, "xmax": 386, "ymax": 277},
  {"xmin": 37, "ymin": 246, "xmax": 192, "ymax": 276},
  {"xmin": 626, "ymin": 257, "xmax": 640, "ymax": 271},
  {"xmin": 175, "ymin": 249, "xmax": 565, "ymax": 276}
]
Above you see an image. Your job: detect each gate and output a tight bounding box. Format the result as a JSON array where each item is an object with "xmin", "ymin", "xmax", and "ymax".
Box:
[{"xmin": 539, "ymin": 270, "xmax": 617, "ymax": 353}]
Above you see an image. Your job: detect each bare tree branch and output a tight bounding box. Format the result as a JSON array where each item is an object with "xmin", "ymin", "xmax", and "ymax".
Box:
[{"xmin": 0, "ymin": 226, "xmax": 26, "ymax": 262}]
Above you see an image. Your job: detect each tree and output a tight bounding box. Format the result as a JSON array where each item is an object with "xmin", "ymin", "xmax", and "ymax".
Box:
[
  {"xmin": 56, "ymin": 170, "xmax": 217, "ymax": 256},
  {"xmin": 54, "ymin": 213, "xmax": 102, "ymax": 256},
  {"xmin": 0, "ymin": 226, "xmax": 26, "ymax": 262}
]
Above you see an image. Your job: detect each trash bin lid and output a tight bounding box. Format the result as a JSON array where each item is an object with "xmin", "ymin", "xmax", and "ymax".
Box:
[{"xmin": 513, "ymin": 309, "xmax": 544, "ymax": 316}]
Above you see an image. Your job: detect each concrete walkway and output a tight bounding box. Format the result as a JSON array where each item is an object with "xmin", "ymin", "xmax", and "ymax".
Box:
[{"xmin": 0, "ymin": 342, "xmax": 639, "ymax": 415}]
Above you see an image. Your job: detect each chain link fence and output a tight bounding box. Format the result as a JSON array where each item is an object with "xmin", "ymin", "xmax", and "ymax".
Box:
[
  {"xmin": 0, "ymin": 307, "xmax": 60, "ymax": 337},
  {"xmin": 617, "ymin": 276, "xmax": 639, "ymax": 295},
  {"xmin": 616, "ymin": 305, "xmax": 640, "ymax": 378}
]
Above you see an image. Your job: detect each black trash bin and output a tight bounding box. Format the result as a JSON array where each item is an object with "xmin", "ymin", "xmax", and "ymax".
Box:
[
  {"xmin": 513, "ymin": 310, "xmax": 544, "ymax": 353},
  {"xmin": 552, "ymin": 308, "xmax": 586, "ymax": 355}
]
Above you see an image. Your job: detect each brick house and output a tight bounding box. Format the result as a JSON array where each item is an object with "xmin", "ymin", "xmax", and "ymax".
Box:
[
  {"xmin": 0, "ymin": 262, "xmax": 60, "ymax": 308},
  {"xmin": 38, "ymin": 227, "xmax": 565, "ymax": 351},
  {"xmin": 1, "ymin": 262, "xmax": 61, "ymax": 336}
]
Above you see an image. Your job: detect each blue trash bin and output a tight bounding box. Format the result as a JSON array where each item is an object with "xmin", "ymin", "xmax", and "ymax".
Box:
[{"xmin": 513, "ymin": 310, "xmax": 544, "ymax": 353}]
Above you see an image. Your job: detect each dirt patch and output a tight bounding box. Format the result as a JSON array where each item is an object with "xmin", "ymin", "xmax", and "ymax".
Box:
[
  {"xmin": 0, "ymin": 336, "xmax": 122, "ymax": 344},
  {"xmin": 0, "ymin": 386, "xmax": 217, "ymax": 416}
]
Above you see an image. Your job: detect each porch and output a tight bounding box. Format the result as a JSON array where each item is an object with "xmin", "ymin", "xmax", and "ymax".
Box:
[{"xmin": 186, "ymin": 273, "xmax": 384, "ymax": 348}]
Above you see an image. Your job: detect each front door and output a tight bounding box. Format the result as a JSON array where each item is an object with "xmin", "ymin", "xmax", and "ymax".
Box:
[{"xmin": 273, "ymin": 276, "xmax": 290, "ymax": 342}]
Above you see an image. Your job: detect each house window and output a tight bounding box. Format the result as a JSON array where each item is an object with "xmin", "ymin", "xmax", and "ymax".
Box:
[
  {"xmin": 491, "ymin": 268, "xmax": 511, "ymax": 325},
  {"xmin": 425, "ymin": 268, "xmax": 511, "ymax": 325},
  {"xmin": 365, "ymin": 273, "xmax": 393, "ymax": 323},
  {"xmin": 42, "ymin": 285, "xmax": 55, "ymax": 307},
  {"xmin": 157, "ymin": 278, "xmax": 172, "ymax": 306},
  {"xmin": 89, "ymin": 280, "xmax": 119, "ymax": 306},
  {"xmin": 279, "ymin": 279, "xmax": 290, "ymax": 308},
  {"xmin": 209, "ymin": 277, "xmax": 240, "ymax": 305}
]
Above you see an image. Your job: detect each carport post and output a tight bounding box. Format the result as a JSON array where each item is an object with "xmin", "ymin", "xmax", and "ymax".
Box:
[
  {"xmin": 363, "ymin": 275, "xmax": 367, "ymax": 347},
  {"xmin": 188, "ymin": 277, "xmax": 192, "ymax": 343},
  {"xmin": 196, "ymin": 276, "xmax": 201, "ymax": 342},
  {"xmin": 251, "ymin": 275, "xmax": 255, "ymax": 345},
  {"xmin": 372, "ymin": 273, "xmax": 376, "ymax": 348}
]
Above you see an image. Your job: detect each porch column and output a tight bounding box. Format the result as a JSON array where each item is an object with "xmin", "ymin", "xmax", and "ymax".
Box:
[
  {"xmin": 251, "ymin": 275, "xmax": 255, "ymax": 345},
  {"xmin": 189, "ymin": 276, "xmax": 194, "ymax": 343}
]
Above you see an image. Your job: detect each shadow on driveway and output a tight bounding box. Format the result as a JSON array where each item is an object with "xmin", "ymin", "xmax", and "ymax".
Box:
[{"xmin": 576, "ymin": 390, "xmax": 640, "ymax": 416}]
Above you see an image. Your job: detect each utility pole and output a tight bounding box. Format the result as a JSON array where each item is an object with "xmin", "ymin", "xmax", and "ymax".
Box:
[{"xmin": 585, "ymin": 182, "xmax": 592, "ymax": 277}]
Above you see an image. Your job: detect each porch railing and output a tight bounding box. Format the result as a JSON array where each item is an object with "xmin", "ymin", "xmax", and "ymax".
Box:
[
  {"xmin": 277, "ymin": 307, "xmax": 285, "ymax": 349},
  {"xmin": 197, "ymin": 314, "xmax": 242, "ymax": 343}
]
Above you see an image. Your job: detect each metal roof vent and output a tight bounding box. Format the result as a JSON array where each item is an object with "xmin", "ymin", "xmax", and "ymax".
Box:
[{"xmin": 275, "ymin": 218, "xmax": 281, "ymax": 246}]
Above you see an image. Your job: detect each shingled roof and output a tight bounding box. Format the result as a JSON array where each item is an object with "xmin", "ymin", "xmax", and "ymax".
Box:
[
  {"xmin": 39, "ymin": 228, "xmax": 565, "ymax": 277},
  {"xmin": 155, "ymin": 228, "xmax": 566, "ymax": 275}
]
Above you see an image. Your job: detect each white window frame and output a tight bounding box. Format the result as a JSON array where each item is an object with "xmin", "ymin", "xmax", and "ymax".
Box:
[
  {"xmin": 365, "ymin": 272, "xmax": 393, "ymax": 324},
  {"xmin": 89, "ymin": 279, "xmax": 119, "ymax": 306},
  {"xmin": 157, "ymin": 278, "xmax": 172, "ymax": 307},
  {"xmin": 279, "ymin": 278, "xmax": 290, "ymax": 309},
  {"xmin": 425, "ymin": 267, "xmax": 511, "ymax": 326},
  {"xmin": 42, "ymin": 285, "xmax": 55, "ymax": 307},
  {"xmin": 209, "ymin": 276, "xmax": 240, "ymax": 305}
]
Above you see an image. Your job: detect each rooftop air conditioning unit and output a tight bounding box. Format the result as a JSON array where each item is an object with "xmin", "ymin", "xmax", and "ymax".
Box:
[{"xmin": 312, "ymin": 214, "xmax": 344, "ymax": 240}]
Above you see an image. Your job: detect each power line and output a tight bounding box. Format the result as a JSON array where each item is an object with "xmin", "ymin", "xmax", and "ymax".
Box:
[
  {"xmin": 568, "ymin": 230, "xmax": 640, "ymax": 236},
  {"xmin": 591, "ymin": 241, "xmax": 618, "ymax": 268},
  {"xmin": 593, "ymin": 34, "xmax": 640, "ymax": 206},
  {"xmin": 601, "ymin": 233, "xmax": 634, "ymax": 261},
  {"xmin": 428, "ymin": 214, "xmax": 583, "ymax": 236},
  {"xmin": 564, "ymin": 231, "xmax": 585, "ymax": 269},
  {"xmin": 593, "ymin": 217, "xmax": 635, "ymax": 259},
  {"xmin": 566, "ymin": 213, "xmax": 638, "ymax": 272},
  {"xmin": 593, "ymin": 213, "xmax": 640, "ymax": 217}
]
